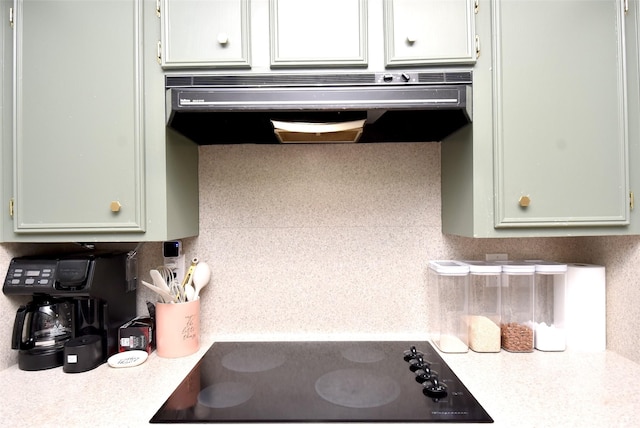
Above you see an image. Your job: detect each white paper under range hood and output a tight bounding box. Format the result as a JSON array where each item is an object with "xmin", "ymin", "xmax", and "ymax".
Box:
[
  {"xmin": 165, "ymin": 71, "xmax": 472, "ymax": 145},
  {"xmin": 271, "ymin": 119, "xmax": 366, "ymax": 144}
]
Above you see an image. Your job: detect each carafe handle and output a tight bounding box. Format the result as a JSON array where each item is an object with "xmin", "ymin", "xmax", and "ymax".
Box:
[{"xmin": 12, "ymin": 305, "xmax": 27, "ymax": 350}]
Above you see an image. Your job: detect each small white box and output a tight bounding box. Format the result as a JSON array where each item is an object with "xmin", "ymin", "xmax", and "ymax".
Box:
[{"xmin": 564, "ymin": 264, "xmax": 606, "ymax": 352}]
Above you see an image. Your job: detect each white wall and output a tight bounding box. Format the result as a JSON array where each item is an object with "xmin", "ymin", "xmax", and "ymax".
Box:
[
  {"xmin": 579, "ymin": 235, "xmax": 640, "ymax": 363},
  {"xmin": 2, "ymin": 142, "xmax": 639, "ymax": 370}
]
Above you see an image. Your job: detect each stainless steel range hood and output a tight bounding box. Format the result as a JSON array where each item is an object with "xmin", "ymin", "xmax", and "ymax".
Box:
[{"xmin": 165, "ymin": 71, "xmax": 472, "ymax": 144}]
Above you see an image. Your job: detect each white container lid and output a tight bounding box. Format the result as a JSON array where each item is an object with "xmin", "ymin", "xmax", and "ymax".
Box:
[
  {"xmin": 460, "ymin": 260, "xmax": 502, "ymax": 274},
  {"xmin": 428, "ymin": 260, "xmax": 470, "ymax": 274},
  {"xmin": 498, "ymin": 260, "xmax": 536, "ymax": 274},
  {"xmin": 525, "ymin": 259, "xmax": 568, "ymax": 273}
]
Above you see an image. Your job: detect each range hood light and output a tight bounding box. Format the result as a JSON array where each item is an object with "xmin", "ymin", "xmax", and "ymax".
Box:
[{"xmin": 271, "ymin": 119, "xmax": 366, "ymax": 144}]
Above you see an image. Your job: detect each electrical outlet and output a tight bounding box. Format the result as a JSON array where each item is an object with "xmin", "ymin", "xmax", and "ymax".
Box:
[
  {"xmin": 164, "ymin": 254, "xmax": 185, "ymax": 283},
  {"xmin": 485, "ymin": 253, "xmax": 508, "ymax": 262}
]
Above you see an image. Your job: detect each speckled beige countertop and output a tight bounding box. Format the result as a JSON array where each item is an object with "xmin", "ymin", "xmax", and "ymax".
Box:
[{"xmin": 1, "ymin": 336, "xmax": 639, "ymax": 428}]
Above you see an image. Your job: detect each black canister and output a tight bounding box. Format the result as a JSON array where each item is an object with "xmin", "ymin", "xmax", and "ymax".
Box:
[{"xmin": 63, "ymin": 335, "xmax": 104, "ymax": 373}]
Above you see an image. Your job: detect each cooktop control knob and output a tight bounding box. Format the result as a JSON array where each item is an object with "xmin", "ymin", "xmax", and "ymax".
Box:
[
  {"xmin": 415, "ymin": 366, "xmax": 438, "ymax": 384},
  {"xmin": 409, "ymin": 355, "xmax": 428, "ymax": 372},
  {"xmin": 422, "ymin": 377, "xmax": 448, "ymax": 400},
  {"xmin": 403, "ymin": 346, "xmax": 423, "ymax": 362}
]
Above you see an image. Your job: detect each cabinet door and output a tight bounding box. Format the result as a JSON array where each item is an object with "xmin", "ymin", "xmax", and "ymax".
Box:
[
  {"xmin": 1, "ymin": 0, "xmax": 11, "ymax": 241},
  {"xmin": 384, "ymin": 0, "xmax": 476, "ymax": 66},
  {"xmin": 13, "ymin": 0, "xmax": 144, "ymax": 233},
  {"xmin": 270, "ymin": 0, "xmax": 367, "ymax": 67},
  {"xmin": 161, "ymin": 0, "xmax": 250, "ymax": 68},
  {"xmin": 493, "ymin": 0, "xmax": 629, "ymax": 228}
]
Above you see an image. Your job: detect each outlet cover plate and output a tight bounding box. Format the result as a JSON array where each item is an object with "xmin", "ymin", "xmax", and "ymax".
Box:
[{"xmin": 486, "ymin": 253, "xmax": 508, "ymax": 261}]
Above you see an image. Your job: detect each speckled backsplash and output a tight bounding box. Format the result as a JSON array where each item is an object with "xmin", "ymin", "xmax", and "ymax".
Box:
[{"xmin": 2, "ymin": 143, "xmax": 640, "ymax": 370}]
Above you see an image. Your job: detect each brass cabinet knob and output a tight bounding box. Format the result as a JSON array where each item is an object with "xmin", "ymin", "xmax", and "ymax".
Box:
[
  {"xmin": 518, "ymin": 195, "xmax": 531, "ymax": 207},
  {"xmin": 110, "ymin": 201, "xmax": 122, "ymax": 212}
]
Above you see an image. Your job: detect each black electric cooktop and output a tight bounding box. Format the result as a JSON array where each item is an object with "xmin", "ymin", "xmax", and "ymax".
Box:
[{"xmin": 150, "ymin": 341, "xmax": 493, "ymax": 423}]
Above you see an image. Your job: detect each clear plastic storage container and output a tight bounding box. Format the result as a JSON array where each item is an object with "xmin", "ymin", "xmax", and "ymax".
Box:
[
  {"xmin": 463, "ymin": 261, "xmax": 502, "ymax": 353},
  {"xmin": 428, "ymin": 261, "xmax": 470, "ymax": 353},
  {"xmin": 531, "ymin": 261, "xmax": 567, "ymax": 351},
  {"xmin": 500, "ymin": 262, "xmax": 535, "ymax": 352}
]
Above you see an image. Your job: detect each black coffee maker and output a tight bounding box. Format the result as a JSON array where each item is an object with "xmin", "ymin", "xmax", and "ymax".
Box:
[{"xmin": 3, "ymin": 252, "xmax": 136, "ymax": 371}]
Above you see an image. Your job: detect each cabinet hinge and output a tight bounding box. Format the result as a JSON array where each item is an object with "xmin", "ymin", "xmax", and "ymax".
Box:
[
  {"xmin": 474, "ymin": 0, "xmax": 479, "ymax": 14},
  {"xmin": 475, "ymin": 35, "xmax": 481, "ymax": 58},
  {"xmin": 156, "ymin": 0, "xmax": 161, "ymax": 17},
  {"xmin": 630, "ymin": 191, "xmax": 634, "ymax": 211},
  {"xmin": 9, "ymin": 198, "xmax": 14, "ymax": 218},
  {"xmin": 9, "ymin": 7, "xmax": 14, "ymax": 28},
  {"xmin": 624, "ymin": 0, "xmax": 629, "ymax": 14},
  {"xmin": 157, "ymin": 41, "xmax": 162, "ymax": 63}
]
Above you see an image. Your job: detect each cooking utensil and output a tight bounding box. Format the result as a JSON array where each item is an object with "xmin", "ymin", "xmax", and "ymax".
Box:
[
  {"xmin": 169, "ymin": 279, "xmax": 186, "ymax": 303},
  {"xmin": 155, "ymin": 265, "xmax": 189, "ymax": 302},
  {"xmin": 156, "ymin": 265, "xmax": 175, "ymax": 286},
  {"xmin": 180, "ymin": 258, "xmax": 199, "ymax": 301},
  {"xmin": 192, "ymin": 262, "xmax": 211, "ymax": 299},
  {"xmin": 141, "ymin": 280, "xmax": 175, "ymax": 304},
  {"xmin": 184, "ymin": 283, "xmax": 196, "ymax": 301},
  {"xmin": 181, "ymin": 258, "xmax": 199, "ymax": 288},
  {"xmin": 150, "ymin": 269, "xmax": 171, "ymax": 293}
]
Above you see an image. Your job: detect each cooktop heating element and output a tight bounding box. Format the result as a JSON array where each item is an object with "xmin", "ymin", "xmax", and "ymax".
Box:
[{"xmin": 150, "ymin": 341, "xmax": 493, "ymax": 423}]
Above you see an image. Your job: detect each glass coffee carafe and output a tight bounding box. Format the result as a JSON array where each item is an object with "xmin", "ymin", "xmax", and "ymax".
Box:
[{"xmin": 12, "ymin": 296, "xmax": 74, "ymax": 370}]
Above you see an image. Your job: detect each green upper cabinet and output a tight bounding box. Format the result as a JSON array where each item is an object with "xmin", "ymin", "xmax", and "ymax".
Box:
[
  {"xmin": 13, "ymin": 0, "xmax": 145, "ymax": 234},
  {"xmin": 1, "ymin": 0, "xmax": 12, "ymax": 241},
  {"xmin": 5, "ymin": 0, "xmax": 199, "ymax": 242},
  {"xmin": 160, "ymin": 0, "xmax": 251, "ymax": 68},
  {"xmin": 269, "ymin": 0, "xmax": 368, "ymax": 68},
  {"xmin": 442, "ymin": 0, "xmax": 638, "ymax": 237},
  {"xmin": 493, "ymin": 0, "xmax": 628, "ymax": 228},
  {"xmin": 383, "ymin": 0, "xmax": 477, "ymax": 66},
  {"xmin": 156, "ymin": 0, "xmax": 479, "ymax": 71}
]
